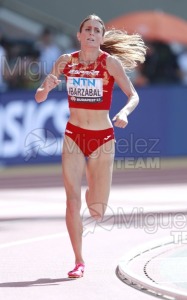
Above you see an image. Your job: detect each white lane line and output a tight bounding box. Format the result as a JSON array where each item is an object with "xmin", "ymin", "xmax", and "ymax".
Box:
[
  {"xmin": 0, "ymin": 232, "xmax": 68, "ymax": 249},
  {"xmin": 0, "ymin": 226, "xmax": 110, "ymax": 249}
]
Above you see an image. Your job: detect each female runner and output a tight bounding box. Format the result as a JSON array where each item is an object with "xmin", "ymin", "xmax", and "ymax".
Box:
[{"xmin": 35, "ymin": 14, "xmax": 146, "ymax": 278}]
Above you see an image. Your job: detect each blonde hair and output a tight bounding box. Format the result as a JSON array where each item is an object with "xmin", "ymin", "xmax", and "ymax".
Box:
[{"xmin": 79, "ymin": 14, "xmax": 146, "ymax": 70}]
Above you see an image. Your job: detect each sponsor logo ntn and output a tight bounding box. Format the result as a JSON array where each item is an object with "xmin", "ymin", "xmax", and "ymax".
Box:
[{"xmin": 71, "ymin": 77, "xmax": 97, "ymax": 87}]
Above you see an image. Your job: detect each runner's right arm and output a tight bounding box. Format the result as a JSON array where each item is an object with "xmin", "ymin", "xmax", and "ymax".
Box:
[{"xmin": 35, "ymin": 54, "xmax": 70, "ymax": 103}]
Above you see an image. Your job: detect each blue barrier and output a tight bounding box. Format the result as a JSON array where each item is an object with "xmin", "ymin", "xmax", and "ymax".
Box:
[{"xmin": 0, "ymin": 85, "xmax": 187, "ymax": 166}]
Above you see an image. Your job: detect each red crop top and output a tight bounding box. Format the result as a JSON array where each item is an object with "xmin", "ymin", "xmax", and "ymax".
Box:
[{"xmin": 63, "ymin": 51, "xmax": 115, "ymax": 110}]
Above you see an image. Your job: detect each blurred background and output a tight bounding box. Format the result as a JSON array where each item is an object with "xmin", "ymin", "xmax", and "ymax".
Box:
[
  {"xmin": 0, "ymin": 0, "xmax": 187, "ymax": 184},
  {"xmin": 1, "ymin": 3, "xmax": 187, "ymax": 299}
]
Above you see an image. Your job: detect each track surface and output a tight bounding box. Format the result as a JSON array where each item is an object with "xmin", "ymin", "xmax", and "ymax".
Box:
[
  {"xmin": 0, "ymin": 165, "xmax": 187, "ymax": 189},
  {"xmin": 0, "ymin": 164, "xmax": 187, "ymax": 300}
]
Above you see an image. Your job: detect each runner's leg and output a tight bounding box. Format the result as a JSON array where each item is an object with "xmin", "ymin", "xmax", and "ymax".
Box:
[
  {"xmin": 62, "ymin": 135, "xmax": 86, "ymax": 264},
  {"xmin": 85, "ymin": 140, "xmax": 115, "ymax": 219}
]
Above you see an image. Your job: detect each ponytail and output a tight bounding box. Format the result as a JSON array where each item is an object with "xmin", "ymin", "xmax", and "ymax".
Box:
[{"xmin": 101, "ymin": 30, "xmax": 146, "ymax": 70}]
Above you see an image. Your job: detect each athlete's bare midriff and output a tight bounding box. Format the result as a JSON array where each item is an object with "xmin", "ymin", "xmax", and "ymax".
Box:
[{"xmin": 68, "ymin": 108, "xmax": 113, "ymax": 130}]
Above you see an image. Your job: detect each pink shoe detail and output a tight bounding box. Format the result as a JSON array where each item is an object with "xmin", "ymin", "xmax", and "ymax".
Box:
[{"xmin": 68, "ymin": 263, "xmax": 85, "ymax": 278}]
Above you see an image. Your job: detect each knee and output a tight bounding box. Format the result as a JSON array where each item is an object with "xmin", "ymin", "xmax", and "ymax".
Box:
[
  {"xmin": 87, "ymin": 202, "xmax": 107, "ymax": 220},
  {"xmin": 66, "ymin": 195, "xmax": 81, "ymax": 215}
]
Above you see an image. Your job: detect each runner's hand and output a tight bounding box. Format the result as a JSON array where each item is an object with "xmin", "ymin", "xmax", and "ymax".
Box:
[
  {"xmin": 43, "ymin": 74, "xmax": 61, "ymax": 92},
  {"xmin": 112, "ymin": 111, "xmax": 128, "ymax": 128}
]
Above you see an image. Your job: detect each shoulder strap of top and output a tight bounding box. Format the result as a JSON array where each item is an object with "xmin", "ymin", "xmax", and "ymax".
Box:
[
  {"xmin": 97, "ymin": 51, "xmax": 109, "ymax": 68},
  {"xmin": 98, "ymin": 51, "xmax": 108, "ymax": 61},
  {"xmin": 71, "ymin": 51, "xmax": 79, "ymax": 57}
]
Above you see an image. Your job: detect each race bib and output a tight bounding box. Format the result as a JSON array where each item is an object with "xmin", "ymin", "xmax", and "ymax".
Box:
[{"xmin": 67, "ymin": 77, "xmax": 103, "ymax": 103}]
